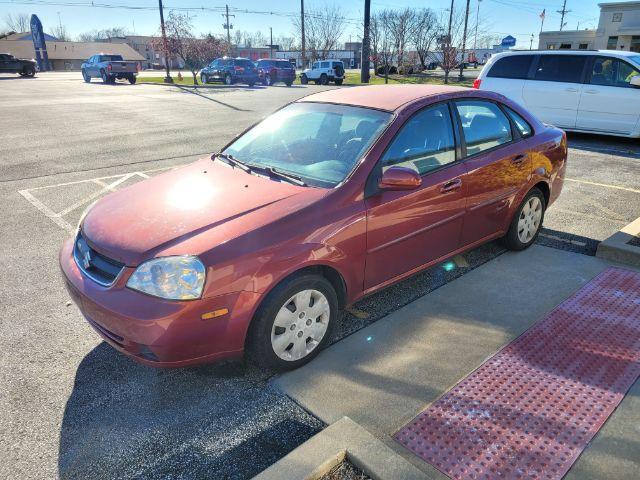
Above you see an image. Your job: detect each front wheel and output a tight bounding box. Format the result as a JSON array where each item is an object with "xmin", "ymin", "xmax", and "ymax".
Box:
[
  {"xmin": 503, "ymin": 188, "xmax": 546, "ymax": 251},
  {"xmin": 246, "ymin": 274, "xmax": 337, "ymax": 371},
  {"xmin": 201, "ymin": 73, "xmax": 208, "ymax": 84},
  {"xmin": 82, "ymin": 69, "xmax": 91, "ymax": 82},
  {"xmin": 22, "ymin": 66, "xmax": 35, "ymax": 77}
]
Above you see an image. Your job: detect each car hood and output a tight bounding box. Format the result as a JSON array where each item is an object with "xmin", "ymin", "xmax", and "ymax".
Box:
[{"xmin": 82, "ymin": 157, "xmax": 327, "ymax": 266}]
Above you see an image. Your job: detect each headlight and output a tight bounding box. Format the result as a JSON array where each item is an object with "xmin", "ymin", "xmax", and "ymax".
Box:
[{"xmin": 126, "ymin": 256, "xmax": 206, "ymax": 300}]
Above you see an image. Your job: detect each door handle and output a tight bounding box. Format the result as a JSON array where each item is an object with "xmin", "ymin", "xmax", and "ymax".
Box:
[
  {"xmin": 511, "ymin": 154, "xmax": 527, "ymax": 164},
  {"xmin": 584, "ymin": 89, "xmax": 599, "ymax": 94},
  {"xmin": 565, "ymin": 88, "xmax": 579, "ymax": 93},
  {"xmin": 440, "ymin": 178, "xmax": 462, "ymax": 193}
]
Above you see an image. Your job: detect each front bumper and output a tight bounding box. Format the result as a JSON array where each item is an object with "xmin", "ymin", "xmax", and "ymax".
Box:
[{"xmin": 59, "ymin": 238, "xmax": 262, "ymax": 367}]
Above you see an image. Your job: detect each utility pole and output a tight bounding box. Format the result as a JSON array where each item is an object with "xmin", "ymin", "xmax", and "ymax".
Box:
[
  {"xmin": 444, "ymin": 0, "xmax": 455, "ymax": 84},
  {"xmin": 558, "ymin": 0, "xmax": 570, "ymax": 31},
  {"xmin": 270, "ymin": 27, "xmax": 273, "ymax": 58},
  {"xmin": 157, "ymin": 0, "xmax": 172, "ymax": 83},
  {"xmin": 458, "ymin": 0, "xmax": 471, "ymax": 81},
  {"xmin": 473, "ymin": 0, "xmax": 482, "ymax": 50},
  {"xmin": 222, "ymin": 4, "xmax": 235, "ymax": 45},
  {"xmin": 300, "ymin": 0, "xmax": 306, "ymax": 70},
  {"xmin": 361, "ymin": 0, "xmax": 371, "ymax": 83}
]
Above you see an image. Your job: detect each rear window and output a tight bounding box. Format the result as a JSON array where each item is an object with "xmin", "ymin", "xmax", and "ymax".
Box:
[
  {"xmin": 100, "ymin": 55, "xmax": 124, "ymax": 62},
  {"xmin": 534, "ymin": 55, "xmax": 587, "ymax": 83},
  {"xmin": 487, "ymin": 55, "xmax": 533, "ymax": 79},
  {"xmin": 235, "ymin": 59, "xmax": 254, "ymax": 67},
  {"xmin": 276, "ymin": 61, "xmax": 293, "ymax": 68}
]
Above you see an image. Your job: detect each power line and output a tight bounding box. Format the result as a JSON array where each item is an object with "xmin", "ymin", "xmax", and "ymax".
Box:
[{"xmin": 557, "ymin": 0, "xmax": 570, "ymax": 31}]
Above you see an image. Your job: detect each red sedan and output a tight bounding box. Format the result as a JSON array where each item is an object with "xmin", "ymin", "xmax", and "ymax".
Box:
[{"xmin": 60, "ymin": 85, "xmax": 567, "ymax": 370}]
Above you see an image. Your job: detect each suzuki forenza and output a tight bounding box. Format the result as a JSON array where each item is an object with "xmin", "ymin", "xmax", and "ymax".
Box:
[{"xmin": 60, "ymin": 85, "xmax": 567, "ymax": 370}]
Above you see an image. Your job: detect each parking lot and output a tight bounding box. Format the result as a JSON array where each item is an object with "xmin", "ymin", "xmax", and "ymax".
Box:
[{"xmin": 1, "ymin": 72, "xmax": 639, "ymax": 479}]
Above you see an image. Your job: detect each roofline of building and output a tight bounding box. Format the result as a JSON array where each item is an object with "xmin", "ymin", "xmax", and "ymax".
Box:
[{"xmin": 598, "ymin": 1, "xmax": 640, "ymax": 8}]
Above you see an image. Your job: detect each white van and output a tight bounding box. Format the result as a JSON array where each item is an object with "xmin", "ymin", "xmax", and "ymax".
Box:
[{"xmin": 475, "ymin": 50, "xmax": 640, "ymax": 138}]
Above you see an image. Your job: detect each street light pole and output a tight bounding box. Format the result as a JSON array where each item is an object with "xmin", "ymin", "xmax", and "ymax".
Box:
[
  {"xmin": 458, "ymin": 0, "xmax": 471, "ymax": 81},
  {"xmin": 361, "ymin": 0, "xmax": 371, "ymax": 83},
  {"xmin": 270, "ymin": 27, "xmax": 273, "ymax": 58},
  {"xmin": 157, "ymin": 0, "xmax": 172, "ymax": 83},
  {"xmin": 473, "ymin": 0, "xmax": 482, "ymax": 50}
]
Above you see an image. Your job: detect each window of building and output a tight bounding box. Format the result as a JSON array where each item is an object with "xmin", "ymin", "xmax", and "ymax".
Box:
[
  {"xmin": 534, "ymin": 55, "xmax": 587, "ymax": 83},
  {"xmin": 559, "ymin": 43, "xmax": 572, "ymax": 50},
  {"xmin": 612, "ymin": 13, "xmax": 623, "ymax": 23},
  {"xmin": 631, "ymin": 36, "xmax": 640, "ymax": 53},
  {"xmin": 547, "ymin": 43, "xmax": 557, "ymax": 50},
  {"xmin": 487, "ymin": 55, "xmax": 534, "ymax": 79},
  {"xmin": 607, "ymin": 36, "xmax": 619, "ymax": 50},
  {"xmin": 381, "ymin": 104, "xmax": 456, "ymax": 175},
  {"xmin": 578, "ymin": 43, "xmax": 589, "ymax": 50},
  {"xmin": 456, "ymin": 100, "xmax": 513, "ymax": 156}
]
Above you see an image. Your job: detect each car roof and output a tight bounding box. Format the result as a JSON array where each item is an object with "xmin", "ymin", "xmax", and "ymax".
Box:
[
  {"xmin": 490, "ymin": 49, "xmax": 638, "ymax": 59},
  {"xmin": 298, "ymin": 84, "xmax": 469, "ymax": 112}
]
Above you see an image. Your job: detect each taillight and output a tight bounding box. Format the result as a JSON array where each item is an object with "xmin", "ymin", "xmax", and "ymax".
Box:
[
  {"xmin": 472, "ymin": 78, "xmax": 481, "ymax": 89},
  {"xmin": 107, "ymin": 64, "xmax": 112, "ymax": 72}
]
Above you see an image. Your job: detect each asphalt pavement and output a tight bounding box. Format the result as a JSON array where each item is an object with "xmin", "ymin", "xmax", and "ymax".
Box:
[{"xmin": 0, "ymin": 71, "xmax": 638, "ymax": 480}]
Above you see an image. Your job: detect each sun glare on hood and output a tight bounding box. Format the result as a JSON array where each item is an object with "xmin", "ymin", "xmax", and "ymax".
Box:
[{"xmin": 166, "ymin": 175, "xmax": 215, "ymax": 210}]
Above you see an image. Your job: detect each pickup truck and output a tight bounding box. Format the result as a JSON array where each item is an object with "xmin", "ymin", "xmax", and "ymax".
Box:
[
  {"xmin": 0, "ymin": 53, "xmax": 37, "ymax": 77},
  {"xmin": 81, "ymin": 54, "xmax": 139, "ymax": 84}
]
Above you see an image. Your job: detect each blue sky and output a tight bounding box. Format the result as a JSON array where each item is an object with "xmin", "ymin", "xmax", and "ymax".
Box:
[{"xmin": 1, "ymin": 0, "xmax": 606, "ymax": 48}]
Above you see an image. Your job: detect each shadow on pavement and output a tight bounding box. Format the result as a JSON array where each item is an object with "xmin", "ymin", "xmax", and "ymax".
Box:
[{"xmin": 567, "ymin": 132, "xmax": 640, "ymax": 158}]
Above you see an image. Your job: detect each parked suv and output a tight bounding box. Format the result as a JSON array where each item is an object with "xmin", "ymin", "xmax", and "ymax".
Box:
[
  {"xmin": 475, "ymin": 50, "xmax": 640, "ymax": 138},
  {"xmin": 301, "ymin": 60, "xmax": 345, "ymax": 85},
  {"xmin": 0, "ymin": 53, "xmax": 36, "ymax": 77},
  {"xmin": 200, "ymin": 57, "xmax": 258, "ymax": 86},
  {"xmin": 255, "ymin": 59, "xmax": 296, "ymax": 86}
]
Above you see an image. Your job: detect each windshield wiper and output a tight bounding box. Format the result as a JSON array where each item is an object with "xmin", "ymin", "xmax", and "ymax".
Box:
[
  {"xmin": 264, "ymin": 166, "xmax": 308, "ymax": 187},
  {"xmin": 213, "ymin": 152, "xmax": 251, "ymax": 173}
]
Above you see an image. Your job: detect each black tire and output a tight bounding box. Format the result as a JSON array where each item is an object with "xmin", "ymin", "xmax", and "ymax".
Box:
[
  {"xmin": 263, "ymin": 74, "xmax": 272, "ymax": 86},
  {"xmin": 201, "ymin": 73, "xmax": 208, "ymax": 84},
  {"xmin": 320, "ymin": 73, "xmax": 328, "ymax": 85},
  {"xmin": 22, "ymin": 65, "xmax": 35, "ymax": 77},
  {"xmin": 224, "ymin": 73, "xmax": 233, "ymax": 85},
  {"xmin": 334, "ymin": 78, "xmax": 343, "ymax": 85},
  {"xmin": 248, "ymin": 80, "xmax": 255, "ymax": 87},
  {"xmin": 300, "ymin": 74, "xmax": 308, "ymax": 85},
  {"xmin": 285, "ymin": 81, "xmax": 293, "ymax": 87},
  {"xmin": 128, "ymin": 74, "xmax": 136, "ymax": 84},
  {"xmin": 101, "ymin": 70, "xmax": 109, "ymax": 84},
  {"xmin": 502, "ymin": 188, "xmax": 546, "ymax": 251},
  {"xmin": 246, "ymin": 274, "xmax": 338, "ymax": 371},
  {"xmin": 82, "ymin": 69, "xmax": 91, "ymax": 83}
]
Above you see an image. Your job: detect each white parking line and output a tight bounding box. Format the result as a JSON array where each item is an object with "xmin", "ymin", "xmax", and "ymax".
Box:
[
  {"xmin": 565, "ymin": 177, "xmax": 640, "ymax": 194},
  {"xmin": 19, "ymin": 189, "xmax": 75, "ymax": 233}
]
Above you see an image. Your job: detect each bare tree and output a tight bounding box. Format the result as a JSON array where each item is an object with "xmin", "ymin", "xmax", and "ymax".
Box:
[
  {"xmin": 77, "ymin": 27, "xmax": 128, "ymax": 42},
  {"xmin": 386, "ymin": 8, "xmax": 416, "ymax": 70},
  {"xmin": 275, "ymin": 35, "xmax": 296, "ymax": 51},
  {"xmin": 52, "ymin": 23, "xmax": 70, "ymax": 41},
  {"xmin": 370, "ymin": 10, "xmax": 395, "ymax": 82},
  {"xmin": 233, "ymin": 29, "xmax": 242, "ymax": 47},
  {"xmin": 293, "ymin": 4, "xmax": 346, "ymax": 61},
  {"xmin": 151, "ymin": 13, "xmax": 229, "ymax": 85},
  {"xmin": 414, "ymin": 8, "xmax": 441, "ymax": 70},
  {"xmin": 3, "ymin": 12, "xmax": 29, "ymax": 32}
]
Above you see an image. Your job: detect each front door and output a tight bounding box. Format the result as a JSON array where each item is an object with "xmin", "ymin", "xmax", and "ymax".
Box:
[
  {"xmin": 365, "ymin": 103, "xmax": 467, "ymax": 290},
  {"xmin": 576, "ymin": 56, "xmax": 640, "ymax": 135},
  {"xmin": 522, "ymin": 54, "xmax": 588, "ymax": 129},
  {"xmin": 454, "ymin": 100, "xmax": 532, "ymax": 246}
]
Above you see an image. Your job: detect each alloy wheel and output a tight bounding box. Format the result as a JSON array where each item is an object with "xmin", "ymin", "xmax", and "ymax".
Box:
[
  {"xmin": 517, "ymin": 196, "xmax": 542, "ymax": 243},
  {"xmin": 270, "ymin": 289, "xmax": 330, "ymax": 362}
]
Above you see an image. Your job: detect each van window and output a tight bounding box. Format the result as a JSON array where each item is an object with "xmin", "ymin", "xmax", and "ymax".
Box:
[
  {"xmin": 487, "ymin": 55, "xmax": 533, "ymax": 79},
  {"xmin": 321, "ymin": 61, "xmax": 330, "ymax": 68},
  {"xmin": 590, "ymin": 57, "xmax": 640, "ymax": 87},
  {"xmin": 381, "ymin": 104, "xmax": 456, "ymax": 175},
  {"xmin": 534, "ymin": 55, "xmax": 587, "ymax": 83},
  {"xmin": 456, "ymin": 100, "xmax": 512, "ymax": 155}
]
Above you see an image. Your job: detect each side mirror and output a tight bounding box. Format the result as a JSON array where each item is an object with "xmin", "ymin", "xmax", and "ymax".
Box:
[
  {"xmin": 378, "ymin": 166, "xmax": 422, "ymax": 191},
  {"xmin": 630, "ymin": 75, "xmax": 640, "ymax": 88}
]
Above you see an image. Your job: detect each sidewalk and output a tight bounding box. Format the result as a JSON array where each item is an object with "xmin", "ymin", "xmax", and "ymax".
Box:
[{"xmin": 273, "ymin": 245, "xmax": 639, "ymax": 479}]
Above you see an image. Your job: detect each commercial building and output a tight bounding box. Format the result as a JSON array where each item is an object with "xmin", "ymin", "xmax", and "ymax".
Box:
[
  {"xmin": 0, "ymin": 32, "xmax": 144, "ymax": 70},
  {"xmin": 539, "ymin": 1, "xmax": 640, "ymax": 51},
  {"xmin": 104, "ymin": 36, "xmax": 183, "ymax": 69}
]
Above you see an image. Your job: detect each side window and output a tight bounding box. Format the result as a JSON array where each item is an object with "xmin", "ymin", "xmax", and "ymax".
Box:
[
  {"xmin": 590, "ymin": 57, "xmax": 640, "ymax": 87},
  {"xmin": 487, "ymin": 55, "xmax": 533, "ymax": 79},
  {"xmin": 456, "ymin": 100, "xmax": 512, "ymax": 155},
  {"xmin": 381, "ymin": 104, "xmax": 456, "ymax": 175},
  {"xmin": 534, "ymin": 55, "xmax": 587, "ymax": 83},
  {"xmin": 615, "ymin": 60, "xmax": 640, "ymax": 87},
  {"xmin": 321, "ymin": 61, "xmax": 330, "ymax": 69},
  {"xmin": 505, "ymin": 107, "xmax": 533, "ymax": 138},
  {"xmin": 312, "ymin": 62, "xmax": 319, "ymax": 69}
]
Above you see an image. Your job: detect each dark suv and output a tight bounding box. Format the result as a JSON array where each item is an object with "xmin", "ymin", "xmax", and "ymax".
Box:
[
  {"xmin": 0, "ymin": 53, "xmax": 36, "ymax": 77},
  {"xmin": 200, "ymin": 57, "xmax": 258, "ymax": 86},
  {"xmin": 255, "ymin": 59, "xmax": 296, "ymax": 86}
]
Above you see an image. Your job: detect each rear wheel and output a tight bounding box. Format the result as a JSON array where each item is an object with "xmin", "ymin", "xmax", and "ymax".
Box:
[
  {"xmin": 246, "ymin": 274, "xmax": 337, "ymax": 371},
  {"xmin": 82, "ymin": 69, "xmax": 91, "ymax": 82},
  {"xmin": 320, "ymin": 73, "xmax": 328, "ymax": 85},
  {"xmin": 300, "ymin": 74, "xmax": 308, "ymax": 85},
  {"xmin": 334, "ymin": 78, "xmax": 343, "ymax": 85},
  {"xmin": 285, "ymin": 81, "xmax": 293, "ymax": 87},
  {"xmin": 201, "ymin": 73, "xmax": 208, "ymax": 84},
  {"xmin": 101, "ymin": 70, "xmax": 109, "ymax": 84},
  {"xmin": 225, "ymin": 73, "xmax": 233, "ymax": 85},
  {"xmin": 503, "ymin": 188, "xmax": 546, "ymax": 251},
  {"xmin": 22, "ymin": 65, "xmax": 35, "ymax": 77},
  {"xmin": 128, "ymin": 74, "xmax": 137, "ymax": 84},
  {"xmin": 263, "ymin": 74, "xmax": 272, "ymax": 86}
]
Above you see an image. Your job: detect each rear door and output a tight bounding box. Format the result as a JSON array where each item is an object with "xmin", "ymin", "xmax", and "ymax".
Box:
[
  {"xmin": 576, "ymin": 56, "xmax": 640, "ymax": 135},
  {"xmin": 481, "ymin": 54, "xmax": 534, "ymax": 107},
  {"xmin": 0, "ymin": 54, "xmax": 11, "ymax": 72},
  {"xmin": 522, "ymin": 54, "xmax": 589, "ymax": 129},
  {"xmin": 454, "ymin": 99, "xmax": 532, "ymax": 246},
  {"xmin": 364, "ymin": 103, "xmax": 467, "ymax": 289}
]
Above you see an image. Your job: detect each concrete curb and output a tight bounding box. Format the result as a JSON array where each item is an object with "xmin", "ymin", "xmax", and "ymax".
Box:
[
  {"xmin": 253, "ymin": 417, "xmax": 426, "ymax": 480},
  {"xmin": 596, "ymin": 216, "xmax": 640, "ymax": 267}
]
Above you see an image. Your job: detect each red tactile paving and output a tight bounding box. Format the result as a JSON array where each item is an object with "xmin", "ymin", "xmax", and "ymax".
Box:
[{"xmin": 394, "ymin": 267, "xmax": 640, "ymax": 480}]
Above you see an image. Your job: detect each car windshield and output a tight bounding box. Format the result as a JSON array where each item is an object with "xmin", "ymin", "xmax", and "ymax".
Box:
[{"xmin": 223, "ymin": 102, "xmax": 392, "ymax": 188}]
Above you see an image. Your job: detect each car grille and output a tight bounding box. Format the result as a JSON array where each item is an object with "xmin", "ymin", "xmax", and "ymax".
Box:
[{"xmin": 73, "ymin": 231, "xmax": 125, "ymax": 286}]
